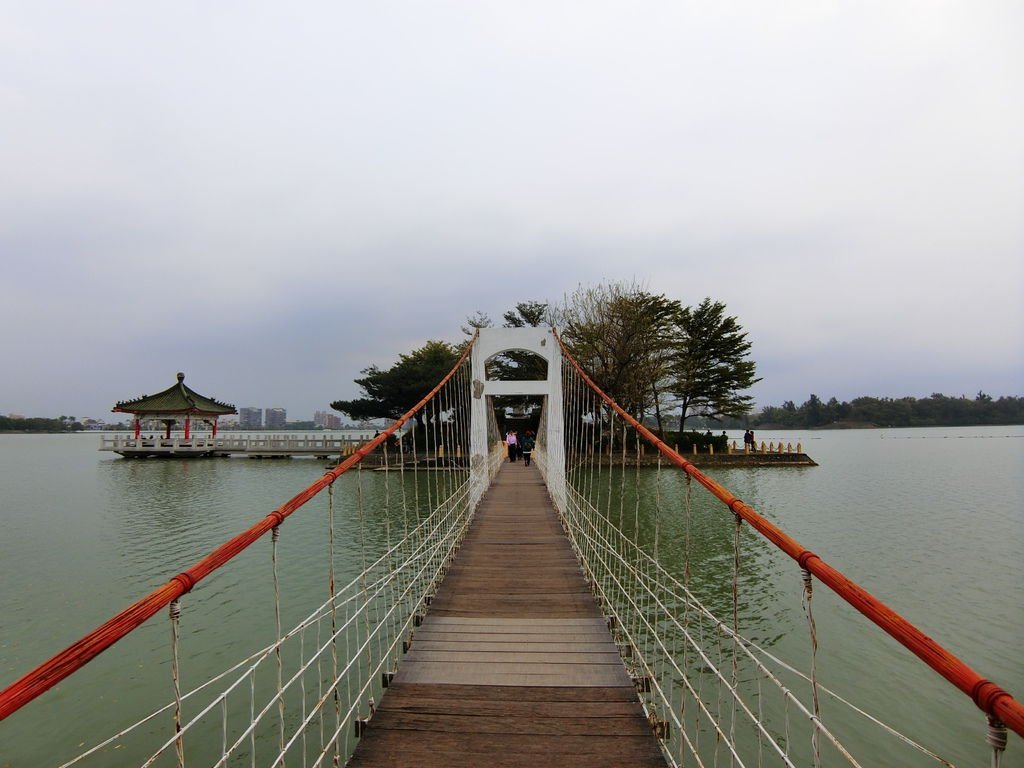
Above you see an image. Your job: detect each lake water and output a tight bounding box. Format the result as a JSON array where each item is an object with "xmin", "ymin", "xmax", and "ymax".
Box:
[{"xmin": 0, "ymin": 427, "xmax": 1021, "ymax": 766}]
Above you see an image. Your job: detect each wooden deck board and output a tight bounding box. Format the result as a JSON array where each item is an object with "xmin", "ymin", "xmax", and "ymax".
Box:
[{"xmin": 348, "ymin": 464, "xmax": 666, "ymax": 767}]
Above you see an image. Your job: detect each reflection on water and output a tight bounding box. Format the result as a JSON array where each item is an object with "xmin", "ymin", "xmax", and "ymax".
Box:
[{"xmin": 0, "ymin": 429, "xmax": 1021, "ymax": 766}]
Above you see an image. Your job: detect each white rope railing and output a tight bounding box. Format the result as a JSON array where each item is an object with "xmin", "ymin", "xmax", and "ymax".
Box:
[
  {"xmin": 537, "ymin": 352, "xmax": 965, "ymax": 768},
  {"xmin": 47, "ymin": 345, "xmax": 479, "ymax": 768},
  {"xmin": 61, "ymin": 477, "xmax": 474, "ymax": 767}
]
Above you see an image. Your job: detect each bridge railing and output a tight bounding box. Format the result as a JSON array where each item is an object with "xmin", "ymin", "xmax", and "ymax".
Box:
[
  {"xmin": 539, "ymin": 330, "xmax": 1021, "ymax": 767},
  {"xmin": 0, "ymin": 336, "xmax": 482, "ymax": 767}
]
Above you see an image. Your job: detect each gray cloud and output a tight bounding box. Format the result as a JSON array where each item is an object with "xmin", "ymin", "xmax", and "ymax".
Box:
[{"xmin": 2, "ymin": 2, "xmax": 1021, "ymax": 420}]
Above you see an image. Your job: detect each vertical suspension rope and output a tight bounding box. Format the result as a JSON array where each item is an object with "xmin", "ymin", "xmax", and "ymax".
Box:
[
  {"xmin": 619, "ymin": 420, "xmax": 627, "ymax": 530},
  {"xmin": 623, "ymin": 422, "xmax": 634, "ymax": 676},
  {"xmin": 356, "ymin": 461, "xmax": 371, "ymax": 728},
  {"xmin": 250, "ymin": 667, "xmax": 257, "ymax": 768},
  {"xmin": 272, "ymin": 525, "xmax": 286, "ymax": 766},
  {"xmin": 988, "ymin": 716, "xmax": 1007, "ymax": 768},
  {"xmin": 601, "ymin": 401, "xmax": 612, "ymax": 624},
  {"xmin": 567, "ymin": 361, "xmax": 578, "ymax": 492},
  {"xmin": 436, "ymin": 397, "xmax": 444, "ymax": 524},
  {"xmin": 221, "ymin": 692, "xmax": 228, "ymax": 767},
  {"xmin": 380, "ymin": 437, "xmax": 396, "ymax": 687},
  {"xmin": 731, "ymin": 513, "xmax": 742, "ymax": 766},
  {"xmin": 569, "ymin": 362, "xmax": 589, "ymax": 588},
  {"xmin": 449, "ymin": 370, "xmax": 458, "ymax": 500},
  {"xmin": 446, "ymin": 366, "xmax": 456, "ymax": 530},
  {"xmin": 684, "ymin": 472, "xmax": 700, "ymax": 753},
  {"xmin": 298, "ymin": 620, "xmax": 308, "ymax": 768},
  {"xmin": 633, "ymin": 424, "xmax": 652, "ymax": 724},
  {"xmin": 327, "ymin": 482, "xmax": 340, "ymax": 767},
  {"xmin": 589, "ymin": 382, "xmax": 600, "ymax": 510},
  {"xmin": 169, "ymin": 598, "xmax": 184, "ymax": 768},
  {"xmin": 342, "ymin": 594, "xmax": 352, "ymax": 760},
  {"xmin": 575, "ymin": 369, "xmax": 585, "ymax": 499},
  {"xmin": 571, "ymin": 366, "xmax": 581, "ymax": 498},
  {"xmin": 424, "ymin": 401, "xmax": 434, "ymax": 521},
  {"xmin": 427, "ymin": 396, "xmax": 439, "ymax": 590},
  {"xmin": 757, "ymin": 674, "xmax": 765, "ymax": 768},
  {"xmin": 634, "ymin": 427, "xmax": 641, "ymax": 540},
  {"xmin": 411, "ymin": 404, "xmax": 424, "ymax": 624},
  {"xmin": 397, "ymin": 414, "xmax": 414, "ymax": 641},
  {"xmin": 654, "ymin": 455, "xmax": 662, "ymax": 562},
  {"xmin": 802, "ymin": 567, "xmax": 822, "ymax": 768},
  {"xmin": 438, "ymin": 374, "xmax": 449, "ymax": 513}
]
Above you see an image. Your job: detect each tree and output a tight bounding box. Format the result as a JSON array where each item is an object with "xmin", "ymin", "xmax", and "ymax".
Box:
[
  {"xmin": 330, "ymin": 340, "xmax": 460, "ymax": 427},
  {"xmin": 670, "ymin": 298, "xmax": 760, "ymax": 429},
  {"xmin": 461, "ymin": 310, "xmax": 492, "ymax": 338},
  {"xmin": 502, "ymin": 300, "xmax": 549, "ymax": 328},
  {"xmin": 557, "ymin": 282, "xmax": 682, "ymax": 423}
]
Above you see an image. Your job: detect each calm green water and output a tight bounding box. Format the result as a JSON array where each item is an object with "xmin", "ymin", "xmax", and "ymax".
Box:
[{"xmin": 0, "ymin": 428, "xmax": 1021, "ymax": 766}]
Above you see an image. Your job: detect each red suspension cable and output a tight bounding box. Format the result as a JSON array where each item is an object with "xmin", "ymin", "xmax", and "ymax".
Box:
[
  {"xmin": 553, "ymin": 329, "xmax": 1023, "ymax": 739},
  {"xmin": 0, "ymin": 334, "xmax": 477, "ymax": 722}
]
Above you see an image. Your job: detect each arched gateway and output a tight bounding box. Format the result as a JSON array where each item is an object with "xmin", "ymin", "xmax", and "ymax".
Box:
[{"xmin": 469, "ymin": 327, "xmax": 566, "ymax": 511}]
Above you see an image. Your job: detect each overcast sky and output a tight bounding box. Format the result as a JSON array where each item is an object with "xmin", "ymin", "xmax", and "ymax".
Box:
[{"xmin": 2, "ymin": 2, "xmax": 1021, "ymax": 422}]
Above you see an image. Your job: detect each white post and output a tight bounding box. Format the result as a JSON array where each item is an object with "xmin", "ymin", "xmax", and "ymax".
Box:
[
  {"xmin": 544, "ymin": 338, "xmax": 567, "ymax": 514},
  {"xmin": 469, "ymin": 339, "xmax": 490, "ymax": 510}
]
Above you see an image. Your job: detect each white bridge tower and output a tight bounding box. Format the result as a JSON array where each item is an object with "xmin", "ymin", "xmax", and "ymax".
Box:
[{"xmin": 469, "ymin": 327, "xmax": 565, "ymax": 512}]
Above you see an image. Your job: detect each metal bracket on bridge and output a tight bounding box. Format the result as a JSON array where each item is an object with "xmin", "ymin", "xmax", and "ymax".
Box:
[{"xmin": 648, "ymin": 712, "xmax": 670, "ymax": 740}]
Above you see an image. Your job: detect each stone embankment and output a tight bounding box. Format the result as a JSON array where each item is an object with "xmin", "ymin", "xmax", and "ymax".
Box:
[{"xmin": 592, "ymin": 441, "xmax": 817, "ymax": 467}]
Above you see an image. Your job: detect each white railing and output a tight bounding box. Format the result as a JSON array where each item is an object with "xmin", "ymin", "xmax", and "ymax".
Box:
[
  {"xmin": 536, "ymin": 335, "xmax": 998, "ymax": 767},
  {"xmin": 99, "ymin": 434, "xmax": 377, "ymax": 455},
  {"xmin": 61, "ymin": 475, "xmax": 475, "ymax": 767},
  {"xmin": 544, "ymin": 458, "xmax": 962, "ymax": 768}
]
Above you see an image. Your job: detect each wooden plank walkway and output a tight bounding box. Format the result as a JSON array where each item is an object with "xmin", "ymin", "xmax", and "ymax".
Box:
[{"xmin": 348, "ymin": 463, "xmax": 666, "ymax": 767}]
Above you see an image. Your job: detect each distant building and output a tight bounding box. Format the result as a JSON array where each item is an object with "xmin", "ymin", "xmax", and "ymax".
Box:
[
  {"xmin": 239, "ymin": 407, "xmax": 263, "ymax": 429},
  {"xmin": 314, "ymin": 410, "xmax": 343, "ymax": 429},
  {"xmin": 265, "ymin": 407, "xmax": 287, "ymax": 429}
]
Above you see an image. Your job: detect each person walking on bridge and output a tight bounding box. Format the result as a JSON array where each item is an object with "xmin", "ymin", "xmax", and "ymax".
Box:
[
  {"xmin": 506, "ymin": 430, "xmax": 518, "ymax": 462},
  {"xmin": 520, "ymin": 430, "xmax": 535, "ymax": 466}
]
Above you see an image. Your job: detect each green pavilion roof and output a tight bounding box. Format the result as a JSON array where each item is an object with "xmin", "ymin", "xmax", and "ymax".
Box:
[{"xmin": 112, "ymin": 372, "xmax": 237, "ymax": 416}]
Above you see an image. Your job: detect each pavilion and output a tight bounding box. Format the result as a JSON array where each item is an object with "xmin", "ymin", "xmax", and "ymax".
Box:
[{"xmin": 113, "ymin": 372, "xmax": 236, "ymax": 440}]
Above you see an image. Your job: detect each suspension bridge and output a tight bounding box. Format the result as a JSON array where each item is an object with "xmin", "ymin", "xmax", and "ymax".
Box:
[{"xmin": 0, "ymin": 327, "xmax": 1020, "ymax": 767}]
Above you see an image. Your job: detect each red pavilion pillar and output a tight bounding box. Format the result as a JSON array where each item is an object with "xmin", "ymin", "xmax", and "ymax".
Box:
[
  {"xmin": 134, "ymin": 417, "xmax": 140, "ymax": 439},
  {"xmin": 184, "ymin": 416, "xmax": 191, "ymax": 440}
]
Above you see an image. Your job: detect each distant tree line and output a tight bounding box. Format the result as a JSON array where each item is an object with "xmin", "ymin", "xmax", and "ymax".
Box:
[
  {"xmin": 0, "ymin": 415, "xmax": 85, "ymax": 432},
  {"xmin": 755, "ymin": 392, "xmax": 1024, "ymax": 428}
]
